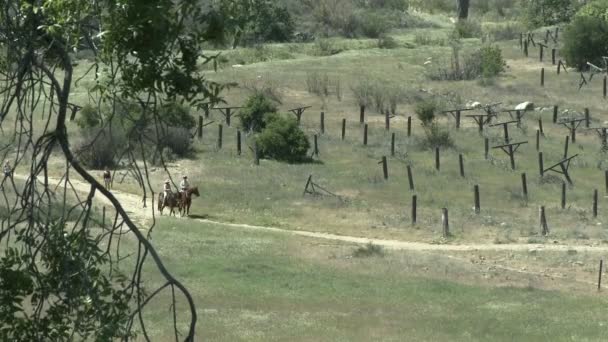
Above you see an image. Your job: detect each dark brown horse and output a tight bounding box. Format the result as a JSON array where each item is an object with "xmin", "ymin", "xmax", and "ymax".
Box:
[
  {"xmin": 158, "ymin": 191, "xmax": 180, "ymax": 216},
  {"xmin": 179, "ymin": 186, "xmax": 199, "ymax": 217}
]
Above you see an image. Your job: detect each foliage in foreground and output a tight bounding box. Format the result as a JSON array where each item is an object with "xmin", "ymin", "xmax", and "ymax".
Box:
[{"xmin": 576, "ymin": 0, "xmax": 608, "ymax": 22}]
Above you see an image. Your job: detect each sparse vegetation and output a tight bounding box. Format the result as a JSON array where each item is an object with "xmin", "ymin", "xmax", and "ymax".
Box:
[{"xmin": 353, "ymin": 243, "xmax": 385, "ymax": 257}]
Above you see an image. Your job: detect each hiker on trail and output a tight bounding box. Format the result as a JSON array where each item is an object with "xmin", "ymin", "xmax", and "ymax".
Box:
[
  {"xmin": 163, "ymin": 180, "xmax": 172, "ymax": 206},
  {"xmin": 103, "ymin": 168, "xmax": 112, "ymax": 190},
  {"xmin": 180, "ymin": 175, "xmax": 190, "ymax": 194},
  {"xmin": 3, "ymin": 161, "xmax": 11, "ymax": 178}
]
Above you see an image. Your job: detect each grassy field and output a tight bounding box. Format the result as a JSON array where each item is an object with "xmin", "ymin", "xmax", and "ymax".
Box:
[{"xmin": 131, "ymin": 219, "xmax": 608, "ymax": 341}]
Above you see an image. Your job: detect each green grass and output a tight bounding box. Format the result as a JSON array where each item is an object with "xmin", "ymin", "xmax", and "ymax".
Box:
[{"xmin": 134, "ymin": 220, "xmax": 608, "ymax": 341}]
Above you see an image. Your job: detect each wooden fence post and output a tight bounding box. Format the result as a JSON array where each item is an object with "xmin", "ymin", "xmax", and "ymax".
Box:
[
  {"xmin": 474, "ymin": 185, "xmax": 480, "ymax": 214},
  {"xmin": 561, "ymin": 181, "xmax": 566, "ymax": 209},
  {"xmin": 102, "ymin": 206, "xmax": 106, "ymax": 228},
  {"xmin": 217, "ymin": 124, "xmax": 223, "ymax": 149},
  {"xmin": 407, "ymin": 165, "xmax": 414, "ymax": 191},
  {"xmin": 524, "ymin": 40, "xmax": 528, "ymax": 57},
  {"xmin": 456, "ymin": 110, "xmax": 461, "ymax": 129},
  {"xmin": 313, "ymin": 134, "xmax": 319, "ymax": 157},
  {"xmin": 385, "ymin": 111, "xmax": 390, "ymax": 131},
  {"xmin": 320, "ymin": 112, "xmax": 325, "ymax": 134},
  {"xmin": 540, "ymin": 206, "xmax": 549, "ymax": 236},
  {"xmin": 539, "ymin": 118, "xmax": 544, "ymax": 136},
  {"xmin": 536, "ymin": 129, "xmax": 540, "ymax": 151},
  {"xmin": 599, "ymin": 260, "xmax": 604, "ymax": 291},
  {"xmin": 253, "ymin": 141, "xmax": 259, "ymax": 165},
  {"xmin": 391, "ymin": 132, "xmax": 396, "ymax": 157},
  {"xmin": 381, "ymin": 156, "xmax": 388, "ymax": 180},
  {"xmin": 198, "ymin": 116, "xmax": 203, "ymax": 139},
  {"xmin": 553, "ymin": 105, "xmax": 558, "ymax": 123},
  {"xmin": 341, "ymin": 118, "xmax": 346, "ymax": 140},
  {"xmin": 237, "ymin": 130, "xmax": 242, "ymax": 155},
  {"xmin": 363, "ymin": 123, "xmax": 368, "ymax": 145},
  {"xmin": 484, "ymin": 138, "xmax": 489, "ymax": 160},
  {"xmin": 519, "ymin": 33, "xmax": 523, "ymax": 49},
  {"xmin": 412, "ymin": 195, "xmax": 417, "ymax": 225},
  {"xmin": 360, "ymin": 105, "xmax": 365, "ymax": 124},
  {"xmin": 557, "ymin": 60, "xmax": 562, "ymax": 74},
  {"xmin": 605, "ymin": 170, "xmax": 608, "ymax": 195},
  {"xmin": 521, "ymin": 173, "xmax": 528, "ymax": 200},
  {"xmin": 551, "ymin": 48, "xmax": 556, "ymax": 65},
  {"xmin": 604, "ymin": 76, "xmax": 607, "ymax": 99},
  {"xmin": 585, "ymin": 108, "xmax": 590, "ymax": 128},
  {"xmin": 435, "ymin": 147, "xmax": 440, "ymax": 171},
  {"xmin": 593, "ymin": 189, "xmax": 598, "ymax": 218},
  {"xmin": 539, "ymin": 45, "xmax": 544, "ymax": 62},
  {"xmin": 459, "ymin": 154, "xmax": 465, "ymax": 178},
  {"xmin": 563, "ymin": 136, "xmax": 569, "ymax": 159},
  {"xmin": 442, "ymin": 208, "xmax": 450, "ymax": 237},
  {"xmin": 204, "ymin": 104, "xmax": 210, "ymax": 118},
  {"xmin": 540, "ymin": 67, "xmax": 545, "ymax": 87},
  {"xmin": 539, "ymin": 152, "xmax": 544, "ymax": 177},
  {"xmin": 407, "ymin": 116, "xmax": 412, "ymax": 137}
]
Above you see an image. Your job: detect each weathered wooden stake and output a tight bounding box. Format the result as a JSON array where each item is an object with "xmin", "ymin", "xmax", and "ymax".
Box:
[
  {"xmin": 563, "ymin": 136, "xmax": 569, "ymax": 159},
  {"xmin": 553, "ymin": 105, "xmax": 558, "ymax": 123},
  {"xmin": 539, "ymin": 152, "xmax": 544, "ymax": 177},
  {"xmin": 385, "ymin": 111, "xmax": 390, "ymax": 131},
  {"xmin": 519, "ymin": 33, "xmax": 523, "ymax": 49},
  {"xmin": 593, "ymin": 189, "xmax": 598, "ymax": 218},
  {"xmin": 360, "ymin": 105, "xmax": 365, "ymax": 124},
  {"xmin": 521, "ymin": 173, "xmax": 528, "ymax": 200},
  {"xmin": 484, "ymin": 138, "xmax": 489, "ymax": 160},
  {"xmin": 407, "ymin": 116, "xmax": 412, "ymax": 137},
  {"xmin": 341, "ymin": 118, "xmax": 346, "ymax": 140},
  {"xmin": 391, "ymin": 132, "xmax": 396, "ymax": 156},
  {"xmin": 456, "ymin": 110, "xmax": 461, "ymax": 129},
  {"xmin": 605, "ymin": 170, "xmax": 608, "ymax": 194},
  {"xmin": 551, "ymin": 48, "xmax": 556, "ymax": 65},
  {"xmin": 538, "ymin": 118, "xmax": 544, "ymax": 136},
  {"xmin": 363, "ymin": 123, "xmax": 368, "ymax": 145},
  {"xmin": 540, "ymin": 206, "xmax": 549, "ymax": 236},
  {"xmin": 381, "ymin": 156, "xmax": 388, "ymax": 180},
  {"xmin": 204, "ymin": 104, "xmax": 210, "ymax": 118},
  {"xmin": 474, "ymin": 185, "xmax": 480, "ymax": 214},
  {"xmin": 604, "ymin": 76, "xmax": 607, "ymax": 99},
  {"xmin": 411, "ymin": 195, "xmax": 417, "ymax": 225},
  {"xmin": 561, "ymin": 181, "xmax": 566, "ymax": 209},
  {"xmin": 557, "ymin": 60, "xmax": 562, "ymax": 74},
  {"xmin": 102, "ymin": 206, "xmax": 106, "ymax": 228},
  {"xmin": 217, "ymin": 124, "xmax": 223, "ymax": 149},
  {"xmin": 198, "ymin": 116, "xmax": 203, "ymax": 139},
  {"xmin": 313, "ymin": 134, "xmax": 319, "ymax": 156},
  {"xmin": 536, "ymin": 129, "xmax": 540, "ymax": 151},
  {"xmin": 599, "ymin": 260, "xmax": 604, "ymax": 291},
  {"xmin": 585, "ymin": 108, "xmax": 590, "ymax": 128},
  {"xmin": 237, "ymin": 130, "xmax": 242, "ymax": 155},
  {"xmin": 442, "ymin": 208, "xmax": 450, "ymax": 237},
  {"xmin": 524, "ymin": 40, "xmax": 529, "ymax": 57},
  {"xmin": 320, "ymin": 112, "xmax": 325, "ymax": 134},
  {"xmin": 253, "ymin": 141, "xmax": 260, "ymax": 165},
  {"xmin": 540, "ymin": 67, "xmax": 545, "ymax": 87},
  {"xmin": 407, "ymin": 165, "xmax": 414, "ymax": 191},
  {"xmin": 539, "ymin": 45, "xmax": 544, "ymax": 62},
  {"xmin": 435, "ymin": 147, "xmax": 440, "ymax": 171},
  {"xmin": 459, "ymin": 154, "xmax": 465, "ymax": 178}
]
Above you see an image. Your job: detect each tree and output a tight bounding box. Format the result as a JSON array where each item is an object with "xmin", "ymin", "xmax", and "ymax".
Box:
[
  {"xmin": 457, "ymin": 0, "xmax": 470, "ymax": 19},
  {"xmin": 0, "ymin": 0, "xmax": 224, "ymax": 340},
  {"xmin": 562, "ymin": 15, "xmax": 608, "ymax": 70}
]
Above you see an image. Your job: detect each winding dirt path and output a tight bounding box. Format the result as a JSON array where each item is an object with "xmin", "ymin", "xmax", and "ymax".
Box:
[{"xmin": 18, "ymin": 173, "xmax": 608, "ymax": 253}]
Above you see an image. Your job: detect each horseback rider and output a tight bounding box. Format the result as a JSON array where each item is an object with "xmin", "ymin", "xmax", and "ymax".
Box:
[
  {"xmin": 103, "ymin": 168, "xmax": 111, "ymax": 189},
  {"xmin": 3, "ymin": 161, "xmax": 11, "ymax": 178},
  {"xmin": 163, "ymin": 180, "xmax": 172, "ymax": 206},
  {"xmin": 180, "ymin": 175, "xmax": 190, "ymax": 194}
]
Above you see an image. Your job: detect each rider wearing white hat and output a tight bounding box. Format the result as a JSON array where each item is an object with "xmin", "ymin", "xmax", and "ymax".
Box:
[
  {"xmin": 180, "ymin": 175, "xmax": 190, "ymax": 193},
  {"xmin": 163, "ymin": 179, "xmax": 171, "ymax": 206}
]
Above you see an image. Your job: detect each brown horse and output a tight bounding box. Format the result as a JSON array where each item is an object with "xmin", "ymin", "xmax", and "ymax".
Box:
[
  {"xmin": 158, "ymin": 192, "xmax": 180, "ymax": 216},
  {"xmin": 179, "ymin": 186, "xmax": 200, "ymax": 217}
]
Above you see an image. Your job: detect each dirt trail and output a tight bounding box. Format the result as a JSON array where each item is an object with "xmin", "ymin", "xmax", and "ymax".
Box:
[{"xmin": 17, "ymin": 173, "xmax": 608, "ymax": 253}]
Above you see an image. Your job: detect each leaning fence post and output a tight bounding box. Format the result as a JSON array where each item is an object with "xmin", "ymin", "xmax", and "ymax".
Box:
[
  {"xmin": 599, "ymin": 260, "xmax": 604, "ymax": 291},
  {"xmin": 442, "ymin": 208, "xmax": 450, "ymax": 237},
  {"xmin": 538, "ymin": 118, "xmax": 544, "ymax": 136},
  {"xmin": 411, "ymin": 195, "xmax": 417, "ymax": 225},
  {"xmin": 563, "ymin": 136, "xmax": 569, "ymax": 159},
  {"xmin": 540, "ymin": 206, "xmax": 549, "ymax": 236},
  {"xmin": 521, "ymin": 173, "xmax": 528, "ymax": 200},
  {"xmin": 381, "ymin": 156, "xmax": 388, "ymax": 180},
  {"xmin": 407, "ymin": 165, "xmax": 414, "ymax": 191},
  {"xmin": 459, "ymin": 154, "xmax": 465, "ymax": 178}
]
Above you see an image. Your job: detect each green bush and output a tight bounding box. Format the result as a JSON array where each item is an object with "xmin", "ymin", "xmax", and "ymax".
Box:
[
  {"xmin": 484, "ymin": 22, "xmax": 523, "ymax": 41},
  {"xmin": 415, "ymin": 100, "xmax": 437, "ymax": 127},
  {"xmin": 454, "ymin": 20, "xmax": 483, "ymax": 38},
  {"xmin": 427, "ymin": 45, "xmax": 505, "ymax": 80},
  {"xmin": 255, "ymin": 115, "xmax": 310, "ymax": 163},
  {"xmin": 357, "ymin": 10, "xmax": 394, "ymax": 38},
  {"xmin": 240, "ymin": 93, "xmax": 278, "ymax": 132},
  {"xmin": 75, "ymin": 128, "xmax": 125, "ymax": 168},
  {"xmin": 476, "ymin": 45, "xmax": 507, "ymax": 77},
  {"xmin": 75, "ymin": 104, "xmax": 101, "ymax": 129},
  {"xmin": 353, "ymin": 243, "xmax": 385, "ymax": 258},
  {"xmin": 377, "ymin": 34, "xmax": 399, "ymax": 49},
  {"xmin": 575, "ymin": 0, "xmax": 608, "ymax": 22},
  {"xmin": 158, "ymin": 101, "xmax": 195, "ymax": 129},
  {"xmin": 522, "ymin": 0, "xmax": 580, "ymax": 28},
  {"xmin": 562, "ymin": 16, "xmax": 608, "ymax": 70},
  {"xmin": 159, "ymin": 127, "xmax": 193, "ymax": 157}
]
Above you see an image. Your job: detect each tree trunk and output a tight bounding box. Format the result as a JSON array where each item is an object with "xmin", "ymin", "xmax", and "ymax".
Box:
[{"xmin": 457, "ymin": 0, "xmax": 470, "ymax": 20}]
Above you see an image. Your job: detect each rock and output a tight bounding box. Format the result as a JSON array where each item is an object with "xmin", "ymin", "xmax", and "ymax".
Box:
[
  {"xmin": 232, "ymin": 64, "xmax": 244, "ymax": 68},
  {"xmin": 515, "ymin": 101, "xmax": 534, "ymax": 111},
  {"xmin": 467, "ymin": 101, "xmax": 482, "ymax": 109}
]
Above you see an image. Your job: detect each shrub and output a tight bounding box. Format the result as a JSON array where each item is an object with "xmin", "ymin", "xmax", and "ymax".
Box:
[
  {"xmin": 576, "ymin": 0, "xmax": 608, "ymax": 22},
  {"xmin": 420, "ymin": 124, "xmax": 454, "ymax": 149},
  {"xmin": 255, "ymin": 115, "xmax": 310, "ymax": 163},
  {"xmin": 484, "ymin": 22, "xmax": 523, "ymax": 41},
  {"xmin": 426, "ymin": 45, "xmax": 506, "ymax": 80},
  {"xmin": 240, "ymin": 93, "xmax": 278, "ymax": 132},
  {"xmin": 476, "ymin": 45, "xmax": 506, "ymax": 77},
  {"xmin": 75, "ymin": 104, "xmax": 101, "ymax": 129},
  {"xmin": 159, "ymin": 127, "xmax": 193, "ymax": 157},
  {"xmin": 562, "ymin": 16, "xmax": 608, "ymax": 70},
  {"xmin": 357, "ymin": 10, "xmax": 394, "ymax": 38},
  {"xmin": 158, "ymin": 101, "xmax": 195, "ymax": 129},
  {"xmin": 75, "ymin": 128, "xmax": 125, "ymax": 168},
  {"xmin": 414, "ymin": 32, "xmax": 446, "ymax": 46},
  {"xmin": 353, "ymin": 243, "xmax": 385, "ymax": 258},
  {"xmin": 313, "ymin": 39, "xmax": 343, "ymax": 56},
  {"xmin": 306, "ymin": 72, "xmax": 330, "ymax": 96},
  {"xmin": 350, "ymin": 79, "xmax": 373, "ymax": 108},
  {"xmin": 415, "ymin": 100, "xmax": 437, "ymax": 127},
  {"xmin": 453, "ymin": 20, "xmax": 483, "ymax": 38},
  {"xmin": 522, "ymin": 0, "xmax": 580, "ymax": 28},
  {"xmin": 377, "ymin": 34, "xmax": 399, "ymax": 49}
]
